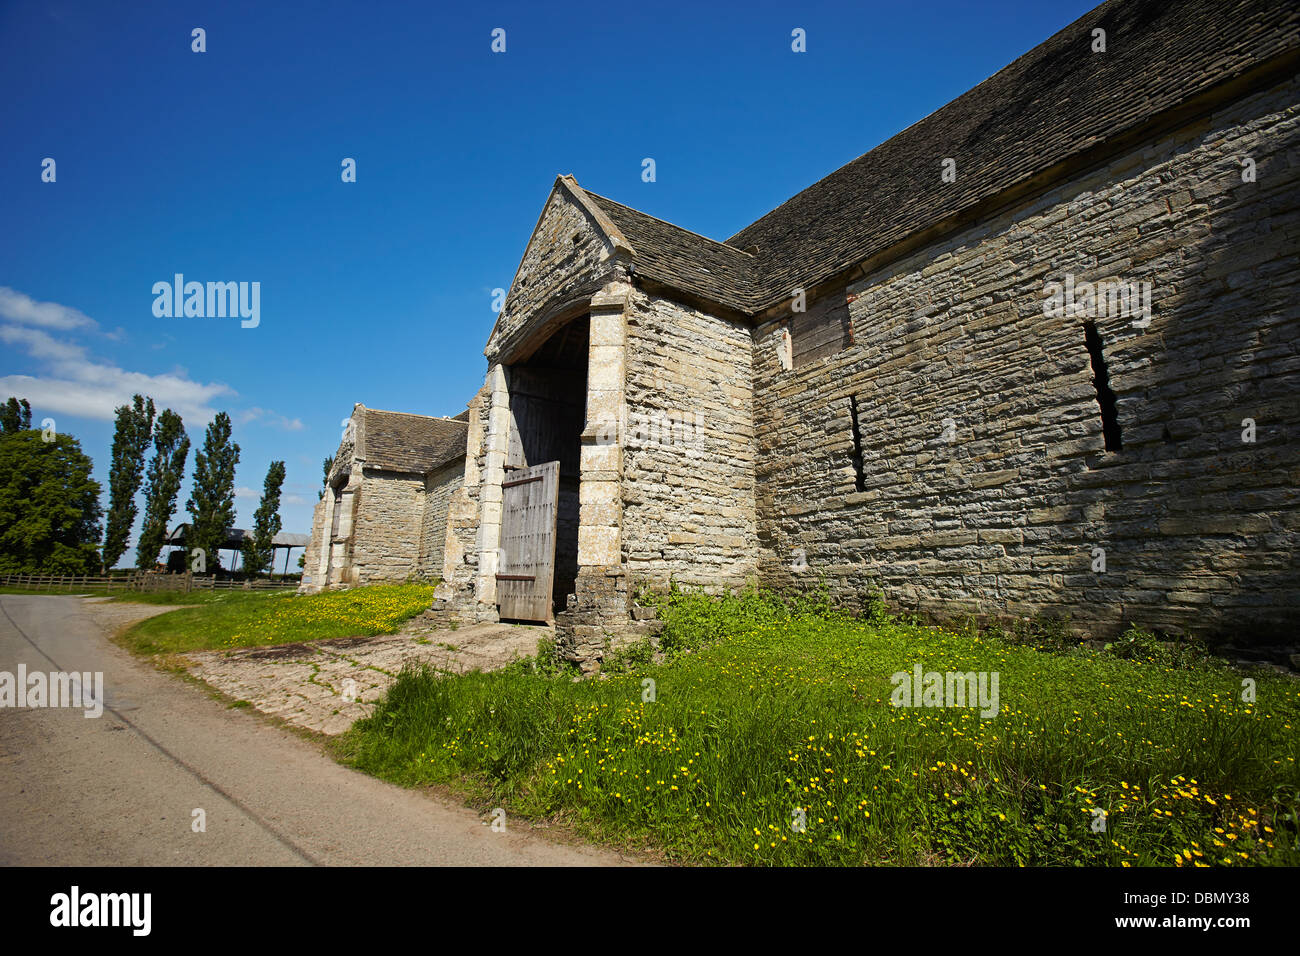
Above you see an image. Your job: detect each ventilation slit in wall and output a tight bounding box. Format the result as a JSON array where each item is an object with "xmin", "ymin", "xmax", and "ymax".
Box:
[
  {"xmin": 1083, "ymin": 321, "xmax": 1122, "ymax": 452},
  {"xmin": 848, "ymin": 395, "xmax": 867, "ymax": 492}
]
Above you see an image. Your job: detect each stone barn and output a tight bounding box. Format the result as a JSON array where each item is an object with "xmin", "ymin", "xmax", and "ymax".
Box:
[
  {"xmin": 301, "ymin": 404, "xmax": 468, "ymax": 591},
  {"xmin": 426, "ymin": 0, "xmax": 1299, "ymax": 669}
]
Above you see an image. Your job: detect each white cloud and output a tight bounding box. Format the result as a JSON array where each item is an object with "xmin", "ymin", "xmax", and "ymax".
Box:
[
  {"xmin": 236, "ymin": 406, "xmax": 305, "ymax": 431},
  {"xmin": 0, "ymin": 318, "xmax": 233, "ymax": 424},
  {"xmin": 1, "ymin": 324, "xmax": 86, "ymax": 363},
  {"xmin": 0, "ymin": 288, "xmax": 312, "ymax": 434},
  {"xmin": 237, "ymin": 488, "xmax": 305, "ymax": 506},
  {"xmin": 0, "ymin": 287, "xmax": 97, "ymax": 331}
]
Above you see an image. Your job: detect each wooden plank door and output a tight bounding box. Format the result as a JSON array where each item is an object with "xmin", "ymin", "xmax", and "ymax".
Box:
[{"xmin": 496, "ymin": 460, "xmax": 560, "ymax": 622}]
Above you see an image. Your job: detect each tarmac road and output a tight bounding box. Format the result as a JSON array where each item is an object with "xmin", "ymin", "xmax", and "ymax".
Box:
[{"xmin": 0, "ymin": 595, "xmax": 627, "ymax": 866}]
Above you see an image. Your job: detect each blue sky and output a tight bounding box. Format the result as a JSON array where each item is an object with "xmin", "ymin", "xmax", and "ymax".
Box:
[{"xmin": 0, "ymin": 0, "xmax": 1096, "ymax": 568}]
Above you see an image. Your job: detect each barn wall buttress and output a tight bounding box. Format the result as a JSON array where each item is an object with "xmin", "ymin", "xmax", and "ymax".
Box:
[{"xmin": 622, "ymin": 289, "xmax": 759, "ymax": 589}]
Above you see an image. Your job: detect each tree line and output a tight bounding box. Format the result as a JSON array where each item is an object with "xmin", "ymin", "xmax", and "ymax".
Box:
[{"xmin": 0, "ymin": 395, "xmax": 287, "ymax": 576}]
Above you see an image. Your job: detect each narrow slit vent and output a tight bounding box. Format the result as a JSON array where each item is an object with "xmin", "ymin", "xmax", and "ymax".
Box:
[
  {"xmin": 848, "ymin": 395, "xmax": 867, "ymax": 492},
  {"xmin": 1083, "ymin": 321, "xmax": 1122, "ymax": 452}
]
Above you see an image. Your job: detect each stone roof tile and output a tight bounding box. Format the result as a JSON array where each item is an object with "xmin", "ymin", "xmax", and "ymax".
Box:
[
  {"xmin": 359, "ymin": 407, "xmax": 467, "ymax": 474},
  {"xmin": 584, "ymin": 192, "xmax": 757, "ymax": 312}
]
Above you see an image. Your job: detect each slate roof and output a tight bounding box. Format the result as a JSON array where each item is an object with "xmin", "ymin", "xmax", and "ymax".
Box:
[
  {"xmin": 585, "ymin": 192, "xmax": 756, "ymax": 313},
  {"xmin": 570, "ymin": 0, "xmax": 1300, "ymax": 315},
  {"xmin": 358, "ymin": 407, "xmax": 467, "ymax": 474}
]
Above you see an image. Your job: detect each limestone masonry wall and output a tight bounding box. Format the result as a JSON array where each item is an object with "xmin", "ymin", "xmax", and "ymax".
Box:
[
  {"xmin": 300, "ymin": 496, "xmax": 325, "ymax": 590},
  {"xmin": 753, "ymin": 77, "xmax": 1300, "ymax": 641},
  {"xmin": 436, "ymin": 384, "xmax": 492, "ymax": 614},
  {"xmin": 623, "ymin": 288, "xmax": 759, "ymax": 589},
  {"xmin": 420, "ymin": 460, "xmax": 463, "ymax": 580},
  {"xmin": 350, "ymin": 468, "xmax": 425, "ymax": 582}
]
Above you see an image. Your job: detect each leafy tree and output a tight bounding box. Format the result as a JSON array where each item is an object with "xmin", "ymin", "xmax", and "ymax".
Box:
[
  {"xmin": 0, "ymin": 397, "xmax": 32, "ymax": 434},
  {"xmin": 241, "ymin": 460, "xmax": 285, "ymax": 576},
  {"xmin": 0, "ymin": 431, "xmax": 103, "ymax": 573},
  {"xmin": 319, "ymin": 455, "xmax": 334, "ymax": 500},
  {"xmin": 102, "ymin": 394, "xmax": 155, "ymax": 570},
  {"xmin": 135, "ymin": 410, "xmax": 190, "ymax": 571},
  {"xmin": 186, "ymin": 412, "xmax": 240, "ymax": 574}
]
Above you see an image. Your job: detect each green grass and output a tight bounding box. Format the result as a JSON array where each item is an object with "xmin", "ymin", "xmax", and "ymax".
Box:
[
  {"xmin": 118, "ymin": 583, "xmax": 436, "ymax": 655},
  {"xmin": 338, "ymin": 587, "xmax": 1300, "ymax": 867}
]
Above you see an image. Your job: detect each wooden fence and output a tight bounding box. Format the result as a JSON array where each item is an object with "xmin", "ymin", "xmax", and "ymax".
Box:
[{"xmin": 0, "ymin": 572, "xmax": 299, "ymax": 593}]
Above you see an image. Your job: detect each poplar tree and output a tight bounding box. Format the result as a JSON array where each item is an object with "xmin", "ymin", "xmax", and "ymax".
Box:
[
  {"xmin": 241, "ymin": 460, "xmax": 285, "ymax": 576},
  {"xmin": 101, "ymin": 394, "xmax": 155, "ymax": 570},
  {"xmin": 135, "ymin": 410, "xmax": 191, "ymax": 570},
  {"xmin": 185, "ymin": 412, "xmax": 240, "ymax": 573}
]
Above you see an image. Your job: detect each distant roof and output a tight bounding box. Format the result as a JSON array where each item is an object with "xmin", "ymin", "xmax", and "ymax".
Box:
[
  {"xmin": 357, "ymin": 406, "xmax": 467, "ymax": 474},
  {"xmin": 561, "ymin": 0, "xmax": 1300, "ymax": 315}
]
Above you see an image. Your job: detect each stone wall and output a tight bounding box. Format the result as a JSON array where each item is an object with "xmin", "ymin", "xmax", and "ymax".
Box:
[
  {"xmin": 420, "ymin": 459, "xmax": 463, "ymax": 581},
  {"xmin": 327, "ymin": 482, "xmax": 358, "ymax": 586},
  {"xmin": 349, "ymin": 468, "xmax": 425, "ymax": 582},
  {"xmin": 623, "ymin": 288, "xmax": 759, "ymax": 589},
  {"xmin": 753, "ymin": 76, "xmax": 1300, "ymax": 641},
  {"xmin": 555, "ymin": 284, "xmax": 632, "ymax": 665},
  {"xmin": 299, "ymin": 417, "xmax": 355, "ymax": 593},
  {"xmin": 433, "ymin": 383, "xmax": 495, "ymax": 618},
  {"xmin": 298, "ymin": 497, "xmax": 322, "ymax": 589}
]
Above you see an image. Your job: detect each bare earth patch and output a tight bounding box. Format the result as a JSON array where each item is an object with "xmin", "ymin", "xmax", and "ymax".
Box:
[
  {"xmin": 181, "ymin": 620, "xmax": 547, "ymax": 735},
  {"xmin": 78, "ymin": 596, "xmax": 187, "ymax": 631}
]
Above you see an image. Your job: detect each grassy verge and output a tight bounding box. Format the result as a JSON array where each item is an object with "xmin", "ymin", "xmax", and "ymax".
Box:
[
  {"xmin": 338, "ymin": 587, "xmax": 1300, "ymax": 866},
  {"xmin": 118, "ymin": 583, "xmax": 436, "ymax": 655}
]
